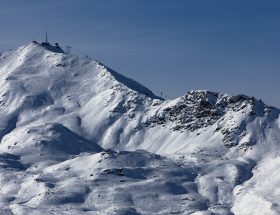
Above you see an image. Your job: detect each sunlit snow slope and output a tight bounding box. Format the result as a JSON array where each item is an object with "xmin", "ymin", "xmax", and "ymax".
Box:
[{"xmin": 0, "ymin": 42, "xmax": 280, "ymax": 215}]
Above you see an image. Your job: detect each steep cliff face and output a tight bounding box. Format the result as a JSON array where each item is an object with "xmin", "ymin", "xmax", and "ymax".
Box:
[{"xmin": 0, "ymin": 43, "xmax": 279, "ymax": 214}]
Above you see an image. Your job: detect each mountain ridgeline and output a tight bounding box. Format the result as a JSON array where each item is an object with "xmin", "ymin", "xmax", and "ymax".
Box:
[{"xmin": 0, "ymin": 42, "xmax": 279, "ymax": 215}]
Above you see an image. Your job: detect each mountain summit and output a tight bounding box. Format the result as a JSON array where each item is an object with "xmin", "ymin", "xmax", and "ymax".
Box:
[{"xmin": 0, "ymin": 43, "xmax": 279, "ymax": 214}]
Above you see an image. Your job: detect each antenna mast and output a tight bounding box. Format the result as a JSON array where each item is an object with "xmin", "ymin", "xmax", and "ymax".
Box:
[
  {"xmin": 65, "ymin": 46, "xmax": 72, "ymax": 54},
  {"xmin": 45, "ymin": 32, "xmax": 48, "ymax": 43}
]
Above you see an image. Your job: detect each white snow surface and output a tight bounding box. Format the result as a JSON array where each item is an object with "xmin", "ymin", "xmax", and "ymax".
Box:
[{"xmin": 0, "ymin": 42, "xmax": 279, "ymax": 214}]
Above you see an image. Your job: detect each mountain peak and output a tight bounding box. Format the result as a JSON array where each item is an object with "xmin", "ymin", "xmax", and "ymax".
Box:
[{"xmin": 0, "ymin": 43, "xmax": 160, "ymax": 100}]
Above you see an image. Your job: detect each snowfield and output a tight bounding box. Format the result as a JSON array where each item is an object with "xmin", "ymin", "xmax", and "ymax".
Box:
[{"xmin": 0, "ymin": 42, "xmax": 279, "ymax": 214}]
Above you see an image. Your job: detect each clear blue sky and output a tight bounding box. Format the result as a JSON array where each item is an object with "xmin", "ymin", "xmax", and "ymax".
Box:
[{"xmin": 1, "ymin": 0, "xmax": 280, "ymax": 107}]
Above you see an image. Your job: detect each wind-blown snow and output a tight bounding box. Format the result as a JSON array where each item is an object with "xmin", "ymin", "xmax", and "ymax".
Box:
[{"xmin": 0, "ymin": 42, "xmax": 279, "ymax": 214}]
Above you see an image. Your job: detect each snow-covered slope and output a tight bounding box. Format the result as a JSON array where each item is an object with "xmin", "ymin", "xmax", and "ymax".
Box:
[{"xmin": 0, "ymin": 42, "xmax": 280, "ymax": 214}]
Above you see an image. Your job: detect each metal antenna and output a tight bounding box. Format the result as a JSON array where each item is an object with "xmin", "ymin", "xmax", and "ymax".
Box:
[
  {"xmin": 45, "ymin": 32, "xmax": 48, "ymax": 43},
  {"xmin": 65, "ymin": 46, "xmax": 72, "ymax": 54}
]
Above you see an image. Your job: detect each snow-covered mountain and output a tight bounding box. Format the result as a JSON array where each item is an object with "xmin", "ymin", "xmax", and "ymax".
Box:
[{"xmin": 0, "ymin": 42, "xmax": 280, "ymax": 215}]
